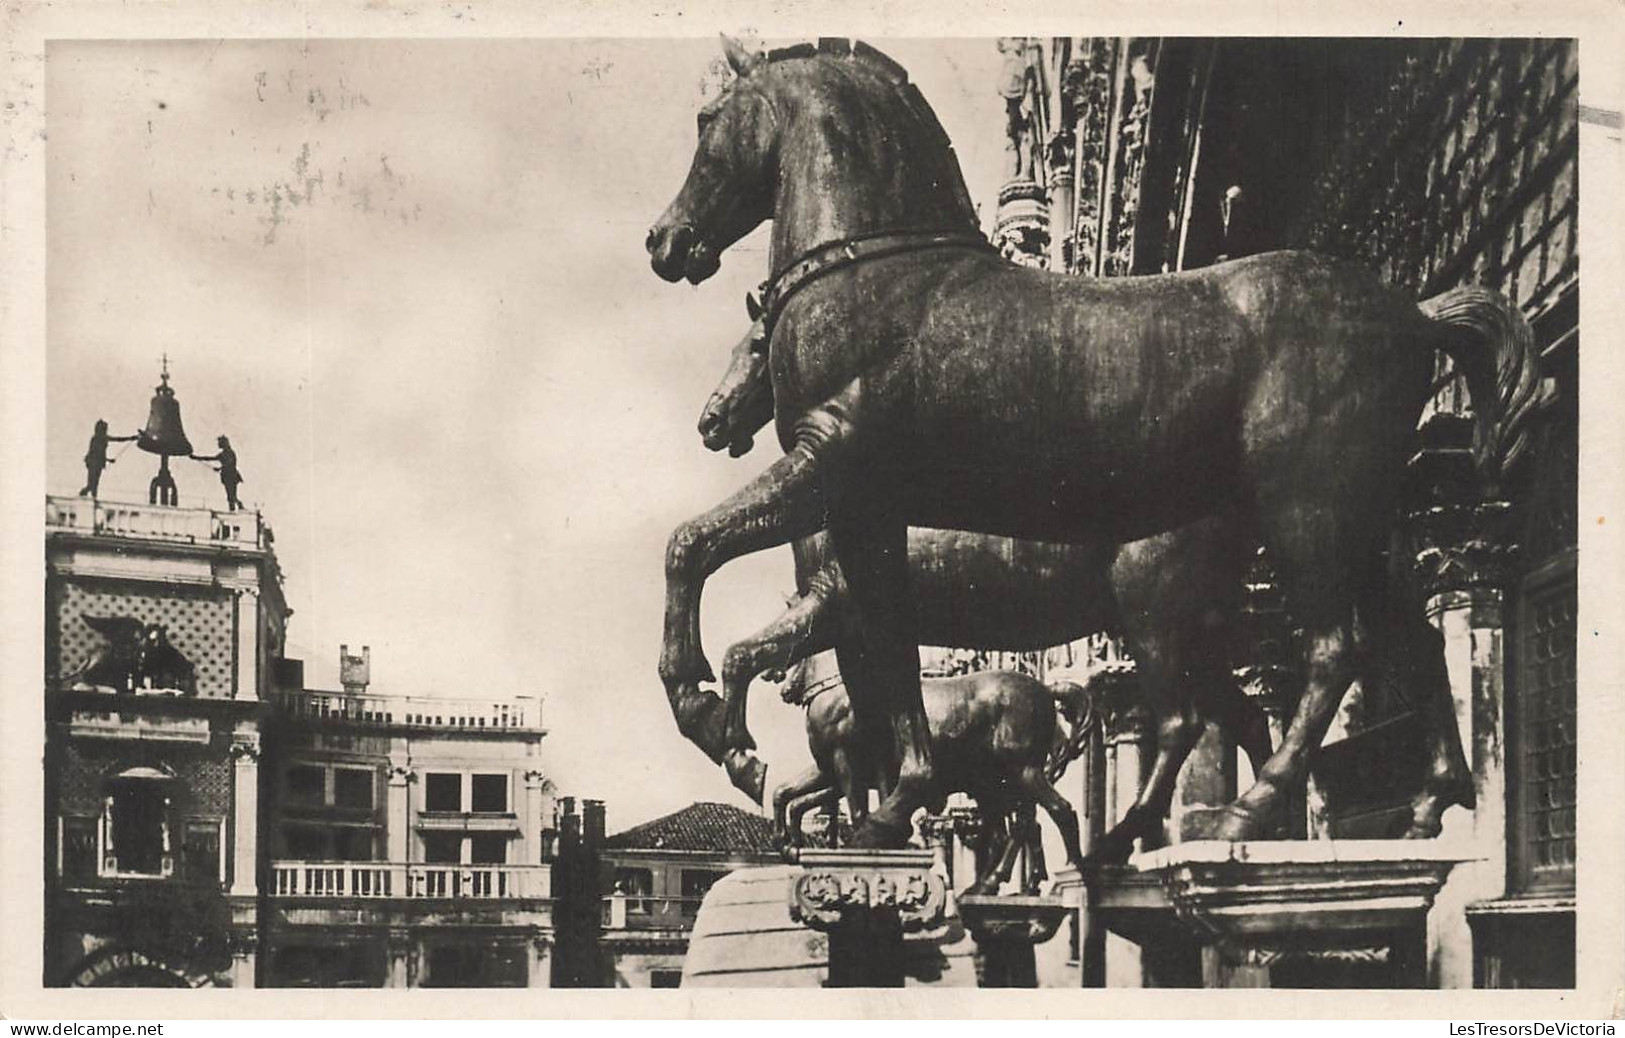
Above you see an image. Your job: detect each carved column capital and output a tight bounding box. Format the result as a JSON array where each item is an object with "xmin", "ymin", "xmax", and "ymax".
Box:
[
  {"xmin": 1409, "ymin": 498, "xmax": 1517, "ymax": 603},
  {"xmin": 228, "ymin": 737, "xmax": 261, "ymax": 762},
  {"xmin": 388, "ymin": 764, "xmax": 418, "ymax": 787}
]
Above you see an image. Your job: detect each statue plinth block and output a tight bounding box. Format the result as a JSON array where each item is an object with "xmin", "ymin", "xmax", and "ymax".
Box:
[
  {"xmin": 786, "ymin": 848, "xmax": 949, "ymax": 936},
  {"xmin": 1088, "ymin": 841, "xmax": 1471, "ymax": 982},
  {"xmin": 957, "ymin": 893, "xmax": 1067, "ymax": 945}
]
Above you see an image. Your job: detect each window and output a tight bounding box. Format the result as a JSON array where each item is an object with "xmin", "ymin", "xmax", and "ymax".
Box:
[
  {"xmin": 332, "ymin": 768, "xmax": 374, "ymax": 810},
  {"xmin": 287, "ymin": 765, "xmax": 326, "ymax": 807},
  {"xmin": 424, "ymin": 773, "xmax": 462, "ymax": 812},
  {"xmin": 104, "ymin": 779, "xmax": 171, "ymax": 877},
  {"xmin": 60, "ymin": 816, "xmax": 98, "ymax": 883},
  {"xmin": 422, "ymin": 832, "xmax": 462, "ymax": 864},
  {"xmin": 470, "ymin": 833, "xmax": 508, "ymax": 865},
  {"xmin": 181, "ymin": 820, "xmax": 221, "ymax": 882},
  {"xmin": 650, "ymin": 969, "xmax": 683, "ymax": 988},
  {"xmin": 680, "ymin": 869, "xmax": 726, "ymax": 916},
  {"xmin": 334, "ymin": 827, "xmax": 375, "ymax": 862},
  {"xmin": 421, "ymin": 943, "xmax": 527, "ymax": 988},
  {"xmin": 471, "ymin": 774, "xmax": 508, "ymax": 813},
  {"xmin": 615, "ymin": 867, "xmax": 653, "ymax": 914},
  {"xmin": 283, "ymin": 825, "xmax": 325, "ymax": 859}
]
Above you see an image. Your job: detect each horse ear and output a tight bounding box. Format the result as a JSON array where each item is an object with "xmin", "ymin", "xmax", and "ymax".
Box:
[
  {"xmin": 721, "ymin": 34, "xmax": 760, "ymax": 76},
  {"xmin": 745, "ymin": 291, "xmax": 763, "ymax": 321}
]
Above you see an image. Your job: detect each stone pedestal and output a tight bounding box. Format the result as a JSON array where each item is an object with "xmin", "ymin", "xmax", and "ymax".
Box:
[
  {"xmin": 1088, "ymin": 841, "xmax": 1469, "ymax": 988},
  {"xmin": 786, "ymin": 849, "xmax": 950, "ymax": 988},
  {"xmin": 959, "ymin": 893, "xmax": 1067, "ymax": 988}
]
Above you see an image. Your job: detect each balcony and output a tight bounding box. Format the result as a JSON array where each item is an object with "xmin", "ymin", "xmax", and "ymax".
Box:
[
  {"xmin": 601, "ymin": 893, "xmax": 706, "ymax": 930},
  {"xmin": 46, "ymin": 494, "xmax": 265, "ymax": 550},
  {"xmin": 272, "ymin": 690, "xmax": 543, "ymax": 733},
  {"xmin": 271, "ymin": 861, "xmax": 551, "ymax": 901}
]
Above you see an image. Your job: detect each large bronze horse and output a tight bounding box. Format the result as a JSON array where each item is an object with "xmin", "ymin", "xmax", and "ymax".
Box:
[
  {"xmin": 774, "ymin": 656, "xmax": 1088, "ymax": 893},
  {"xmin": 694, "ymin": 317, "xmax": 1287, "ymax": 863},
  {"xmin": 647, "ymin": 38, "xmax": 1548, "ymax": 847}
]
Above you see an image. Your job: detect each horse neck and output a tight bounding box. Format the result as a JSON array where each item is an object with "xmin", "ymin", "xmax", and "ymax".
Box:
[{"xmin": 764, "ymin": 64, "xmax": 979, "ymax": 272}]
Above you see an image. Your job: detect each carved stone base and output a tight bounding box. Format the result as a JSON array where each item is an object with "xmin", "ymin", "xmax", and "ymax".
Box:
[
  {"xmin": 1086, "ymin": 841, "xmax": 1469, "ymax": 988},
  {"xmin": 787, "ymin": 849, "xmax": 949, "ymax": 936},
  {"xmin": 785, "ymin": 849, "xmax": 951, "ymax": 988},
  {"xmin": 958, "ymin": 893, "xmax": 1068, "ymax": 989}
]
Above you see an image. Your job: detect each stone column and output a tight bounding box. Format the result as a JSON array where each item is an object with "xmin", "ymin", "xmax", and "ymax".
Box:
[
  {"xmin": 528, "ymin": 934, "xmax": 553, "ymax": 989},
  {"xmin": 524, "ymin": 770, "xmax": 548, "ymax": 864},
  {"xmin": 386, "ymin": 929, "xmax": 414, "ymax": 989},
  {"xmin": 1046, "ymin": 131, "xmax": 1076, "ymax": 271},
  {"xmin": 228, "ymin": 735, "xmax": 260, "ymax": 898},
  {"xmin": 387, "ymin": 764, "xmax": 415, "ymax": 863},
  {"xmin": 235, "ymin": 587, "xmax": 261, "ymax": 700},
  {"xmin": 227, "ymin": 930, "xmax": 257, "ymax": 988},
  {"xmin": 1410, "ymin": 489, "xmax": 1514, "ymax": 989},
  {"xmin": 1096, "ymin": 668, "xmax": 1149, "ymax": 987}
]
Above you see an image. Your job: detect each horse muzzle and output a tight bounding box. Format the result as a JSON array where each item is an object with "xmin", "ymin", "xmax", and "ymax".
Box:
[
  {"xmin": 647, "ymin": 223, "xmax": 720, "ymax": 284},
  {"xmin": 697, "ymin": 410, "xmax": 755, "ymax": 457}
]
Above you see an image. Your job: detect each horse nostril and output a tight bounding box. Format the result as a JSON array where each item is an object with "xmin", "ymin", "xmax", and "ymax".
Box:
[{"xmin": 646, "ymin": 226, "xmax": 661, "ymax": 251}]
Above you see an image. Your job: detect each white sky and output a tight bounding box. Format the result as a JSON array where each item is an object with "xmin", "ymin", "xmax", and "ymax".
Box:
[{"xmin": 45, "ymin": 38, "xmax": 1010, "ymax": 831}]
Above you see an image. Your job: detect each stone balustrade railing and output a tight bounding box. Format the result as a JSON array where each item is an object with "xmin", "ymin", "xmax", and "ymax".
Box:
[
  {"xmin": 272, "ymin": 690, "xmax": 543, "ymax": 732},
  {"xmin": 270, "ymin": 861, "xmax": 551, "ymax": 900},
  {"xmin": 47, "ymin": 494, "xmax": 264, "ymax": 549}
]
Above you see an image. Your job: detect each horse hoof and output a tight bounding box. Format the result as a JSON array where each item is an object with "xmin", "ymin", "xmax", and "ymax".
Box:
[
  {"xmin": 1209, "ymin": 805, "xmax": 1267, "ymax": 842},
  {"xmin": 848, "ymin": 817, "xmax": 912, "ymax": 850}
]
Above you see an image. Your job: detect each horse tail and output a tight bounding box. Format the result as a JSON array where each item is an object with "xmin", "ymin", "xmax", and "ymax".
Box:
[
  {"xmin": 1044, "ymin": 680, "xmax": 1096, "ymax": 783},
  {"xmin": 1417, "ymin": 286, "xmax": 1556, "ymax": 483}
]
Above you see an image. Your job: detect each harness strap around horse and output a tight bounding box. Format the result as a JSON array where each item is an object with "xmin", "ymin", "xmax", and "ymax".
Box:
[{"xmin": 749, "ymin": 227, "xmax": 997, "ymax": 341}]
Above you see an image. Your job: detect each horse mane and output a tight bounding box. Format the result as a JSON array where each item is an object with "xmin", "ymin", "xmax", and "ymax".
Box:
[{"xmin": 753, "ymin": 38, "xmax": 978, "ymax": 225}]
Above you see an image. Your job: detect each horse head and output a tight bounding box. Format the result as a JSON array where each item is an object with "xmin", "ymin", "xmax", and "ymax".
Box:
[
  {"xmin": 697, "ymin": 315, "xmax": 773, "ymax": 456},
  {"xmin": 647, "ymin": 37, "xmax": 978, "ymax": 287},
  {"xmin": 646, "ymin": 36, "xmax": 777, "ymax": 284}
]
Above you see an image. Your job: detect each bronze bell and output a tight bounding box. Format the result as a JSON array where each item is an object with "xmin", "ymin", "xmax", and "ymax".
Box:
[{"xmin": 138, "ymin": 367, "xmax": 193, "ymax": 457}]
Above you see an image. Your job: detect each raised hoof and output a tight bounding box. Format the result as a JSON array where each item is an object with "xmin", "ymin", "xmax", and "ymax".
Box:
[{"xmin": 723, "ymin": 750, "xmax": 767, "ymax": 806}]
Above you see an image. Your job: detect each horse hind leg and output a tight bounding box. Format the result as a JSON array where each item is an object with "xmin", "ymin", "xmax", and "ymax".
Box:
[
  {"xmin": 1356, "ymin": 580, "xmax": 1474, "ymax": 837},
  {"xmin": 1209, "ymin": 507, "xmax": 1368, "ymax": 840},
  {"xmin": 1017, "ymin": 764, "xmax": 1084, "ymax": 875}
]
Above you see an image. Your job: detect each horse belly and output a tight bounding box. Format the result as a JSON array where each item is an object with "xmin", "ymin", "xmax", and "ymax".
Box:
[{"xmin": 898, "ymin": 272, "xmax": 1250, "ymax": 543}]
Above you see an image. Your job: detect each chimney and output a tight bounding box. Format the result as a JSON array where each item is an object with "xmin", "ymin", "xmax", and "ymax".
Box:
[
  {"xmin": 340, "ymin": 644, "xmax": 371, "ymax": 694},
  {"xmin": 583, "ymin": 799, "xmax": 606, "ymax": 849}
]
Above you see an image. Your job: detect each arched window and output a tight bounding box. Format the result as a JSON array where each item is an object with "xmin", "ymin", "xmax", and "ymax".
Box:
[{"xmin": 101, "ymin": 767, "xmax": 175, "ymax": 878}]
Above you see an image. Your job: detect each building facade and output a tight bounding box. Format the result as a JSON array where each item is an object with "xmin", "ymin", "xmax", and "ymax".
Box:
[
  {"xmin": 44, "ymin": 489, "xmax": 566, "ymax": 988},
  {"xmin": 990, "ymin": 36, "xmax": 1578, "ymax": 990},
  {"xmin": 598, "ymin": 802, "xmax": 780, "ymax": 987}
]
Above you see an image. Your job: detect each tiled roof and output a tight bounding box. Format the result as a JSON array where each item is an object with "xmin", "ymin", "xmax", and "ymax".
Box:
[{"xmin": 605, "ymin": 801, "xmax": 779, "ymax": 855}]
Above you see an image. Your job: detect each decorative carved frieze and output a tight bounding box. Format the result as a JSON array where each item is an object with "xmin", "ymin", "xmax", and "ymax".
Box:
[{"xmin": 787, "ymin": 849, "xmax": 948, "ymax": 935}]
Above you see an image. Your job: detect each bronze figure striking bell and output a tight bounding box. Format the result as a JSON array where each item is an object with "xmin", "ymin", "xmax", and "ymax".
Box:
[{"xmin": 137, "ymin": 372, "xmax": 193, "ymax": 457}]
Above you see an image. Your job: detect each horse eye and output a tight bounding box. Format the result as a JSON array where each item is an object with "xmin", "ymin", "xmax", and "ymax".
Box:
[{"xmin": 696, "ymin": 112, "xmax": 714, "ymax": 136}]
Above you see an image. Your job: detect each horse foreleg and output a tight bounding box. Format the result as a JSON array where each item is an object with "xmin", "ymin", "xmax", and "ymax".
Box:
[
  {"xmin": 719, "ymin": 571, "xmax": 841, "ymax": 754},
  {"xmin": 828, "ymin": 510, "xmax": 930, "ymax": 850},
  {"xmin": 660, "ymin": 447, "xmax": 829, "ymax": 767}
]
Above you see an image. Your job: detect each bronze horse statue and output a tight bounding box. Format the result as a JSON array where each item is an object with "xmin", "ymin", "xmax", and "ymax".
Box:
[
  {"xmin": 693, "ymin": 317, "xmax": 1290, "ymax": 863},
  {"xmin": 774, "ymin": 653, "xmax": 1089, "ymax": 894},
  {"xmin": 647, "ymin": 37, "xmax": 1548, "ymax": 847}
]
